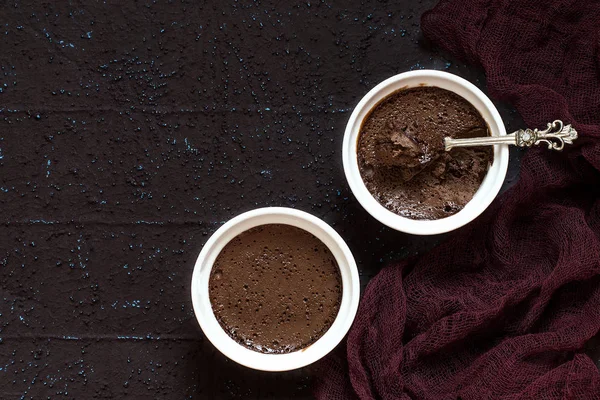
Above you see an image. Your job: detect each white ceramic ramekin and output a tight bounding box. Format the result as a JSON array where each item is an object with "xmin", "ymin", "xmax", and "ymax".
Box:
[
  {"xmin": 190, "ymin": 207, "xmax": 360, "ymax": 371},
  {"xmin": 343, "ymin": 70, "xmax": 509, "ymax": 235}
]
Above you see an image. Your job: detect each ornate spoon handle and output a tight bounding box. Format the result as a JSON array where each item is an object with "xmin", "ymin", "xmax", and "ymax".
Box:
[{"xmin": 444, "ymin": 120, "xmax": 578, "ymax": 151}]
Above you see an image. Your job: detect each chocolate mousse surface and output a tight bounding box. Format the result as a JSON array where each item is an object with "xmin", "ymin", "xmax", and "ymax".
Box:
[
  {"xmin": 357, "ymin": 86, "xmax": 492, "ymax": 220},
  {"xmin": 209, "ymin": 224, "xmax": 342, "ymax": 354}
]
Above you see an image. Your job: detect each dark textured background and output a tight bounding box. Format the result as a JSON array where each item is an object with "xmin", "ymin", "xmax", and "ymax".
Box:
[{"xmin": 0, "ymin": 1, "xmax": 526, "ymax": 398}]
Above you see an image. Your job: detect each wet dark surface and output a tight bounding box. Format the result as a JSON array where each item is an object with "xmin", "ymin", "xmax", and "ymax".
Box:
[{"xmin": 0, "ymin": 1, "xmax": 526, "ymax": 398}]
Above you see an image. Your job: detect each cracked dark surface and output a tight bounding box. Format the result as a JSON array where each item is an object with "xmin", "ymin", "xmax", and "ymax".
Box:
[{"xmin": 0, "ymin": 1, "xmax": 528, "ymax": 398}]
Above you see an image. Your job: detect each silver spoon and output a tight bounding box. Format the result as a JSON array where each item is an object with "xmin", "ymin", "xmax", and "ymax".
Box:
[{"xmin": 444, "ymin": 120, "xmax": 578, "ymax": 151}]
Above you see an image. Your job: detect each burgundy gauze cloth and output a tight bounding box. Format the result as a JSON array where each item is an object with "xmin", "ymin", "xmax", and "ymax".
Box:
[{"xmin": 315, "ymin": 0, "xmax": 600, "ymax": 399}]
